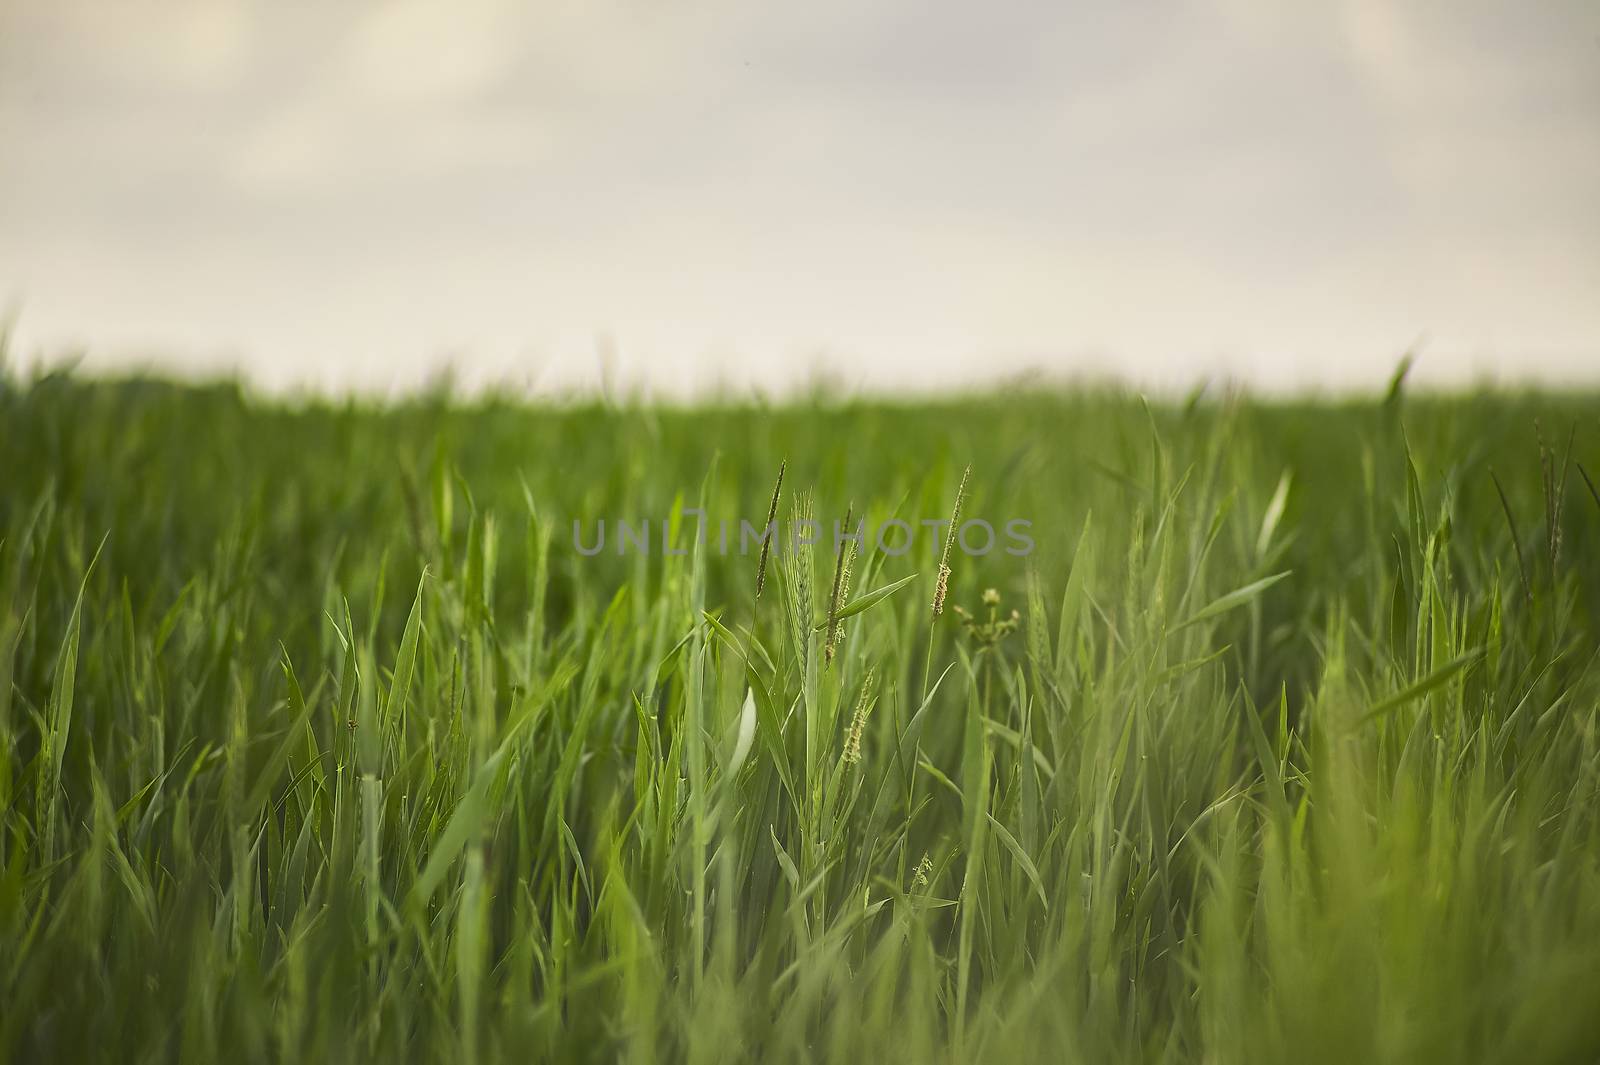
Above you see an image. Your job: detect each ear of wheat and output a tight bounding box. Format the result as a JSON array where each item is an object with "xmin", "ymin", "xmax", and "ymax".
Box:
[{"xmin": 785, "ymin": 490, "xmax": 815, "ymax": 674}]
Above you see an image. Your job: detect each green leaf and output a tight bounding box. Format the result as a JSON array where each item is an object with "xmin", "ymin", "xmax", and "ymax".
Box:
[
  {"xmin": 1359, "ymin": 648, "xmax": 1483, "ymax": 724},
  {"xmin": 1178, "ymin": 571, "xmax": 1291, "ymax": 629},
  {"xmin": 385, "ymin": 570, "xmax": 427, "ymax": 724},
  {"xmin": 986, "ymin": 813, "xmax": 1048, "ymax": 911},
  {"xmin": 812, "ymin": 572, "xmax": 918, "ymax": 629},
  {"xmin": 39, "ymin": 533, "xmax": 106, "ymax": 854},
  {"xmin": 407, "ymin": 748, "xmax": 507, "ymax": 911}
]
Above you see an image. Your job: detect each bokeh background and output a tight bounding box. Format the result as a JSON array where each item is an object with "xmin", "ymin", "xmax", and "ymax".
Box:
[{"xmin": 2, "ymin": 0, "xmax": 1597, "ymax": 396}]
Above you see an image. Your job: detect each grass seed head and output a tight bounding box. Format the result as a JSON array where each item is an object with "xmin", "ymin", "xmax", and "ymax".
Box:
[
  {"xmin": 842, "ymin": 666, "xmax": 875, "ymax": 764},
  {"xmin": 834, "ymin": 542, "xmax": 853, "ymax": 632},
  {"xmin": 931, "ymin": 464, "xmax": 970, "ymax": 617},
  {"xmin": 755, "ymin": 459, "xmax": 785, "ymax": 600},
  {"xmin": 825, "ymin": 505, "xmax": 855, "ymax": 664}
]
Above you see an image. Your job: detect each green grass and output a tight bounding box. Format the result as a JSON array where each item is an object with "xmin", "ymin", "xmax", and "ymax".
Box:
[{"xmin": 4, "ymin": 369, "xmax": 1600, "ymax": 1062}]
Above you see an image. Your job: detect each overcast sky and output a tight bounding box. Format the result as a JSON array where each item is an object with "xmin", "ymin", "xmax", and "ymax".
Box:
[{"xmin": 2, "ymin": 0, "xmax": 1597, "ymax": 396}]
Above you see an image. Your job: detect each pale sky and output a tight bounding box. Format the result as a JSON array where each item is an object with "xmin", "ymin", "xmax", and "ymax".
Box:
[{"xmin": 2, "ymin": 0, "xmax": 1597, "ymax": 396}]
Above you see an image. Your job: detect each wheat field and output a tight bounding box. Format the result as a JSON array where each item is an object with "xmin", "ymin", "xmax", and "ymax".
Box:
[{"xmin": 3, "ymin": 371, "xmax": 1600, "ymax": 1062}]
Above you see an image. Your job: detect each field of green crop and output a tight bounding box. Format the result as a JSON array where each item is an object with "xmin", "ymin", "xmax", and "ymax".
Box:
[{"xmin": 3, "ymin": 370, "xmax": 1600, "ymax": 1063}]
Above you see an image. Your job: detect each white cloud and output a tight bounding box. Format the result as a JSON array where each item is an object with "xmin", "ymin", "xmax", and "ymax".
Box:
[
  {"xmin": 1, "ymin": 0, "xmax": 1596, "ymax": 393},
  {"xmin": 347, "ymin": 0, "xmax": 519, "ymax": 103}
]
